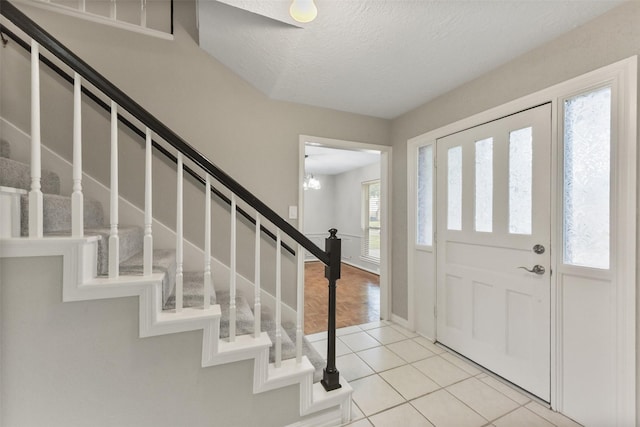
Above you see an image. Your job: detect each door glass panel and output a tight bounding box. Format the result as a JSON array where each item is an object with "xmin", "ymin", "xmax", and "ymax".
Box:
[
  {"xmin": 509, "ymin": 127, "xmax": 533, "ymax": 234},
  {"xmin": 448, "ymin": 146, "xmax": 462, "ymax": 230},
  {"xmin": 475, "ymin": 138, "xmax": 493, "ymax": 232},
  {"xmin": 563, "ymin": 87, "xmax": 611, "ymax": 269},
  {"xmin": 417, "ymin": 145, "xmax": 433, "ymax": 245}
]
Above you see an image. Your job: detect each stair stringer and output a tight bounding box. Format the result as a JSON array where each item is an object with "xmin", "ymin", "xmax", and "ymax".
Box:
[{"xmin": 0, "ymin": 237, "xmax": 353, "ymax": 426}]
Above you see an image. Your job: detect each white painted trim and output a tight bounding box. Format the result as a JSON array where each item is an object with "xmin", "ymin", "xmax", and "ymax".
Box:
[
  {"xmin": 298, "ymin": 135, "xmax": 392, "ymax": 321},
  {"xmin": 406, "ymin": 138, "xmax": 436, "ymax": 335},
  {"xmin": 14, "ymin": 0, "xmax": 174, "ymax": 40},
  {"xmin": 614, "ymin": 57, "xmax": 637, "ymax": 426},
  {"xmin": 390, "ymin": 313, "xmax": 410, "ymax": 330},
  {"xmin": 405, "ymin": 56, "xmax": 637, "ymax": 423},
  {"xmin": 0, "ymin": 186, "xmax": 26, "ymax": 238},
  {"xmin": 341, "ymin": 260, "xmax": 380, "ymax": 276}
]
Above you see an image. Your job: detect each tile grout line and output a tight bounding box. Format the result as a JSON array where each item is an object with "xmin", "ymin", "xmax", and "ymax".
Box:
[{"xmin": 313, "ymin": 321, "xmax": 571, "ymax": 427}]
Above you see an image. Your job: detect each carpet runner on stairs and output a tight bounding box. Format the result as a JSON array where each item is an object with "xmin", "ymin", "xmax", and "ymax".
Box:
[
  {"xmin": 0, "ymin": 137, "xmax": 325, "ymax": 382},
  {"xmin": 164, "ymin": 279, "xmax": 325, "ymax": 382}
]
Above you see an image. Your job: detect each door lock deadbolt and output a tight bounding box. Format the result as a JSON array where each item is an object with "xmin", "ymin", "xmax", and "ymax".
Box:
[{"xmin": 533, "ymin": 244, "xmax": 545, "ymax": 255}]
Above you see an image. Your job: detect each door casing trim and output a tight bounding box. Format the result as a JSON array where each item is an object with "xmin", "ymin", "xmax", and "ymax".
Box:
[
  {"xmin": 406, "ymin": 56, "xmax": 637, "ymax": 422},
  {"xmin": 298, "ymin": 135, "xmax": 392, "ymax": 321}
]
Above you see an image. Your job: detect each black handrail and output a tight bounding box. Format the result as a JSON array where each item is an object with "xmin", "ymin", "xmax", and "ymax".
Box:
[
  {"xmin": 0, "ymin": 23, "xmax": 296, "ymax": 256},
  {"xmin": 170, "ymin": 0, "xmax": 173, "ymax": 35},
  {"xmin": 0, "ymin": 0, "xmax": 326, "ymax": 264}
]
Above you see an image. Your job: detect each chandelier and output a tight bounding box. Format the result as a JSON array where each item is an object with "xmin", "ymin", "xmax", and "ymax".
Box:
[{"xmin": 303, "ymin": 173, "xmax": 321, "ymax": 190}]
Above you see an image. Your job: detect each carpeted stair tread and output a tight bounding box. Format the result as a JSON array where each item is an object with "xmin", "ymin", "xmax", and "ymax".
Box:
[
  {"xmin": 44, "ymin": 225, "xmax": 143, "ymax": 276},
  {"xmin": 254, "ymin": 307, "xmax": 294, "ymax": 355},
  {"xmin": 163, "ymin": 271, "xmax": 216, "ymax": 310},
  {"xmin": 20, "ymin": 193, "xmax": 104, "ymax": 236},
  {"xmin": 120, "ymin": 249, "xmax": 177, "ymax": 306},
  {"xmin": 282, "ymin": 321, "xmax": 324, "ymax": 383},
  {"xmin": 257, "ymin": 307, "xmax": 323, "ymax": 382},
  {"xmin": 77, "ymin": 226, "xmax": 143, "ymax": 275},
  {"xmin": 0, "ymin": 139, "xmax": 10, "ymax": 158},
  {"xmin": 217, "ymin": 291, "xmax": 261, "ymax": 338},
  {"xmin": 1, "ymin": 157, "xmax": 61, "ymax": 195},
  {"xmin": 165, "ymin": 284, "xmax": 323, "ymax": 381}
]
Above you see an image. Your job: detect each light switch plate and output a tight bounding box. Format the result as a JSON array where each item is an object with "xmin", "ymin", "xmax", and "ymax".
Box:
[{"xmin": 288, "ymin": 206, "xmax": 298, "ymax": 220}]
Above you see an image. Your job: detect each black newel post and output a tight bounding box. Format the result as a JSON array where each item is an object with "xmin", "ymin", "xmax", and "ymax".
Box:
[{"xmin": 321, "ymin": 228, "xmax": 342, "ymax": 392}]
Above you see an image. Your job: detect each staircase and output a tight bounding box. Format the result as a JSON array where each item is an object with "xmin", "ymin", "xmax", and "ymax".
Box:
[
  {"xmin": 0, "ymin": 133, "xmax": 328, "ymax": 375},
  {"xmin": 0, "ymin": 1, "xmax": 351, "ymax": 425}
]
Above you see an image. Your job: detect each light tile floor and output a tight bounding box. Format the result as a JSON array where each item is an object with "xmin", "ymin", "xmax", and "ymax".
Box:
[{"xmin": 306, "ymin": 321, "xmax": 582, "ymax": 427}]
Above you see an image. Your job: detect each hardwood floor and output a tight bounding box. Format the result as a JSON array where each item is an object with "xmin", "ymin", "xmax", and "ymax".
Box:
[{"xmin": 304, "ymin": 261, "xmax": 380, "ymax": 334}]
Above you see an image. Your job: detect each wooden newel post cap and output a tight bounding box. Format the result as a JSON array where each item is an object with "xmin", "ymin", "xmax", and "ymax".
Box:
[{"xmin": 328, "ymin": 228, "xmax": 338, "ymax": 239}]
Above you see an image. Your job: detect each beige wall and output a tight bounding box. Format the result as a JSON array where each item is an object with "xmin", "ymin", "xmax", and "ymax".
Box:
[
  {"xmin": 0, "ymin": 256, "xmax": 332, "ymax": 426},
  {"xmin": 0, "ymin": 1, "xmax": 390, "ymax": 307},
  {"xmin": 389, "ymin": 1, "xmax": 640, "ymax": 318}
]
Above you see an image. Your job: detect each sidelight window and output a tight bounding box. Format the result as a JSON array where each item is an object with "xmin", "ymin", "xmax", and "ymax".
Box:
[{"xmin": 563, "ymin": 86, "xmax": 612, "ymax": 269}]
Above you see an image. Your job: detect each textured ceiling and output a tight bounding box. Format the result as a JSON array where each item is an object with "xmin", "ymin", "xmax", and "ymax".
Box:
[
  {"xmin": 305, "ymin": 145, "xmax": 380, "ymax": 175},
  {"xmin": 198, "ymin": 0, "xmax": 624, "ymax": 119}
]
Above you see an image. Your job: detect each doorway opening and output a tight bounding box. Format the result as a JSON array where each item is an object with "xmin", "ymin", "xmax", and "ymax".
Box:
[{"xmin": 298, "ymin": 136, "xmax": 391, "ymax": 334}]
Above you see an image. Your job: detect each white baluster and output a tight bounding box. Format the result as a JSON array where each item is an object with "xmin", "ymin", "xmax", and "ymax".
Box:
[
  {"xmin": 110, "ymin": 0, "xmax": 117, "ymax": 19},
  {"xmin": 79, "ymin": 0, "xmax": 85, "ymax": 12},
  {"xmin": 175, "ymin": 153, "xmax": 184, "ymax": 312},
  {"xmin": 296, "ymin": 244, "xmax": 304, "ymax": 363},
  {"xmin": 229, "ymin": 194, "xmax": 237, "ymax": 342},
  {"xmin": 203, "ymin": 174, "xmax": 212, "ymax": 310},
  {"xmin": 275, "ymin": 229, "xmax": 282, "ymax": 368},
  {"xmin": 140, "ymin": 0, "xmax": 147, "ymax": 27},
  {"xmin": 71, "ymin": 73, "xmax": 83, "ymax": 238},
  {"xmin": 29, "ymin": 40, "xmax": 43, "ymax": 238},
  {"xmin": 143, "ymin": 128, "xmax": 153, "ymax": 276},
  {"xmin": 108, "ymin": 101, "xmax": 119, "ymax": 278},
  {"xmin": 254, "ymin": 214, "xmax": 261, "ymax": 338}
]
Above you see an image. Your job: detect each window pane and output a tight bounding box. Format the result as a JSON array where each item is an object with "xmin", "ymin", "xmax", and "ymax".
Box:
[
  {"xmin": 475, "ymin": 138, "xmax": 493, "ymax": 232},
  {"xmin": 367, "ymin": 228, "xmax": 381, "ymax": 259},
  {"xmin": 363, "ymin": 180, "xmax": 381, "ymax": 261},
  {"xmin": 448, "ymin": 146, "xmax": 462, "ymax": 230},
  {"xmin": 368, "ymin": 182, "xmax": 380, "ymax": 228},
  {"xmin": 509, "ymin": 127, "xmax": 533, "ymax": 234},
  {"xmin": 417, "ymin": 145, "xmax": 433, "ymax": 245},
  {"xmin": 564, "ymin": 87, "xmax": 611, "ymax": 269}
]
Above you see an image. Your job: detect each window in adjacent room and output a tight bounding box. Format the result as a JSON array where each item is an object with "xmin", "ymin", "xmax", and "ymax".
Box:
[{"xmin": 362, "ymin": 180, "xmax": 381, "ymax": 262}]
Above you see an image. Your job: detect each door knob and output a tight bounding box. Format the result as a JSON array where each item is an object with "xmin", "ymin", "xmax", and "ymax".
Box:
[
  {"xmin": 518, "ymin": 265, "xmax": 545, "ymax": 275},
  {"xmin": 533, "ymin": 244, "xmax": 545, "ymax": 254}
]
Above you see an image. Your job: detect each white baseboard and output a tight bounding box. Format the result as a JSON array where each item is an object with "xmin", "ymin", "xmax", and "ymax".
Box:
[
  {"xmin": 341, "ymin": 260, "xmax": 380, "ymax": 276},
  {"xmin": 390, "ymin": 314, "xmax": 410, "ymax": 330},
  {"xmin": 303, "ymin": 254, "xmax": 380, "ymax": 277}
]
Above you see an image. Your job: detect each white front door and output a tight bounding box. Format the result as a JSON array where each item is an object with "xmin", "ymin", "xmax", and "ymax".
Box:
[{"xmin": 436, "ymin": 104, "xmax": 552, "ymax": 401}]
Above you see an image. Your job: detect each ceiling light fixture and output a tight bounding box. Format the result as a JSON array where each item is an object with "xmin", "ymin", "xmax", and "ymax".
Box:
[{"xmin": 289, "ymin": 0, "xmax": 317, "ymax": 23}]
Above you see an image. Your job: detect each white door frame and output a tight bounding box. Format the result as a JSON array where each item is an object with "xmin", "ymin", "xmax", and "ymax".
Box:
[
  {"xmin": 407, "ymin": 56, "xmax": 636, "ymax": 420},
  {"xmin": 298, "ymin": 135, "xmax": 392, "ymax": 321}
]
